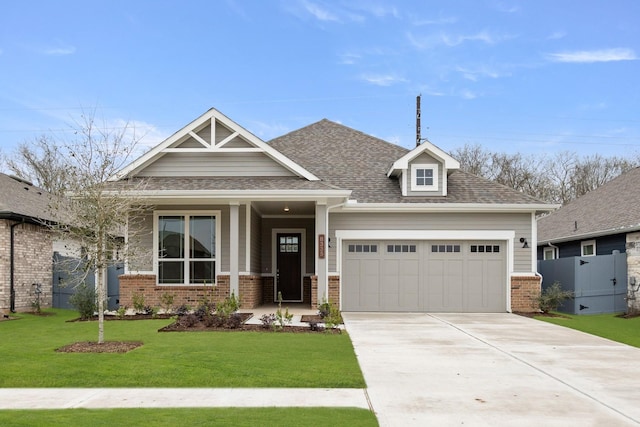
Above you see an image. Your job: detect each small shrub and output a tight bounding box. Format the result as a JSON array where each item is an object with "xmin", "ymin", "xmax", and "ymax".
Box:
[
  {"xmin": 116, "ymin": 305, "xmax": 127, "ymax": 319},
  {"xmin": 226, "ymin": 313, "xmax": 243, "ymax": 329},
  {"xmin": 160, "ymin": 292, "xmax": 175, "ymax": 314},
  {"xmin": 260, "ymin": 313, "xmax": 276, "ymax": 329},
  {"xmin": 216, "ymin": 292, "xmax": 240, "ymax": 321},
  {"xmin": 175, "ymin": 304, "xmax": 190, "ymax": 316},
  {"xmin": 132, "ymin": 293, "xmax": 145, "ymax": 314},
  {"xmin": 537, "ymin": 281, "xmax": 574, "ymax": 313},
  {"xmin": 194, "ymin": 301, "xmax": 214, "ymax": 321},
  {"xmin": 143, "ymin": 305, "xmax": 155, "ymax": 316},
  {"xmin": 323, "ymin": 303, "xmax": 343, "ymax": 331},
  {"xmin": 318, "ymin": 301, "xmax": 331, "ymax": 319},
  {"xmin": 69, "ymin": 284, "xmax": 96, "ymax": 320}
]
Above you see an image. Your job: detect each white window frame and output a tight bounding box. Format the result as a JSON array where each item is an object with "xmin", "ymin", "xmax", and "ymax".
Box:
[
  {"xmin": 410, "ymin": 163, "xmax": 438, "ymax": 192},
  {"xmin": 581, "ymin": 239, "xmax": 596, "ymax": 257},
  {"xmin": 153, "ymin": 210, "xmax": 221, "ymax": 286},
  {"xmin": 543, "ymin": 247, "xmax": 556, "ymax": 260}
]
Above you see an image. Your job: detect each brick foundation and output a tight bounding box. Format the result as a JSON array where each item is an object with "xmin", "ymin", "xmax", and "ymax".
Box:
[
  {"xmin": 510, "ymin": 275, "xmax": 541, "ymax": 313},
  {"xmin": 119, "ymin": 274, "xmax": 231, "ymax": 310}
]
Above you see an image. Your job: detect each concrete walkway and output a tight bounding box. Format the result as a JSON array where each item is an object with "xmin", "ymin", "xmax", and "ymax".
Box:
[
  {"xmin": 0, "ymin": 388, "xmax": 370, "ymax": 410},
  {"xmin": 343, "ymin": 312, "xmax": 640, "ymax": 427}
]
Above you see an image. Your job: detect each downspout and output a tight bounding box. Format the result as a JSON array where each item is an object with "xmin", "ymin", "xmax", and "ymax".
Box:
[
  {"xmin": 547, "ymin": 242, "xmax": 559, "ymax": 258},
  {"xmin": 10, "ymin": 220, "xmax": 25, "ymax": 313},
  {"xmin": 325, "ymin": 200, "xmax": 348, "ymax": 307}
]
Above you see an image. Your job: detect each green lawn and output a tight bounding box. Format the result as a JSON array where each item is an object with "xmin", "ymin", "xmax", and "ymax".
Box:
[
  {"xmin": 535, "ymin": 312, "xmax": 640, "ymax": 347},
  {"xmin": 0, "ymin": 309, "xmax": 365, "ymax": 388},
  {"xmin": 0, "ymin": 408, "xmax": 378, "ymax": 427}
]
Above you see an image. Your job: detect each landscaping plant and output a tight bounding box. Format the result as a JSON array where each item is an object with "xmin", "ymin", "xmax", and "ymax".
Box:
[{"xmin": 537, "ymin": 281, "xmax": 573, "ymax": 313}]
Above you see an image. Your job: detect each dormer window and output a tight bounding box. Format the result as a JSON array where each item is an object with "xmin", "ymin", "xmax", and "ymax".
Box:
[{"xmin": 411, "ymin": 163, "xmax": 438, "ymax": 191}]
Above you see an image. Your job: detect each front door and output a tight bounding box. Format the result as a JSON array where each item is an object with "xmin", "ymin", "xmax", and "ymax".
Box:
[{"xmin": 276, "ymin": 233, "xmax": 302, "ymax": 301}]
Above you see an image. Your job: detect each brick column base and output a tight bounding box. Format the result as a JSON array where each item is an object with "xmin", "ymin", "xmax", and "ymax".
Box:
[
  {"xmin": 510, "ymin": 276, "xmax": 541, "ymax": 313},
  {"xmin": 238, "ymin": 275, "xmax": 262, "ymax": 309},
  {"xmin": 311, "ymin": 275, "xmax": 340, "ymax": 309}
]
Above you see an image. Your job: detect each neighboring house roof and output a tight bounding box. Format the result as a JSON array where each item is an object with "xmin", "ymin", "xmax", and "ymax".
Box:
[
  {"xmin": 0, "ymin": 173, "xmax": 56, "ymax": 223},
  {"xmin": 538, "ymin": 167, "xmax": 640, "ymax": 244},
  {"xmin": 268, "ymin": 119, "xmax": 546, "ymax": 205}
]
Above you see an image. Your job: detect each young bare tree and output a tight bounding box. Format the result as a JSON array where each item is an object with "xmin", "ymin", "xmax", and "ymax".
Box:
[
  {"xmin": 25, "ymin": 111, "xmax": 149, "ymax": 344},
  {"xmin": 3, "ymin": 135, "xmax": 70, "ymax": 195}
]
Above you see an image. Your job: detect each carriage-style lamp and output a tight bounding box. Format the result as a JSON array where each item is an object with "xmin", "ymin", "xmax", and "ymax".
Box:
[{"xmin": 519, "ymin": 237, "xmax": 529, "ymax": 248}]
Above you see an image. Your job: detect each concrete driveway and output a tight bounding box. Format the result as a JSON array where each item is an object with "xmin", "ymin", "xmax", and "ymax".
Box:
[{"xmin": 343, "ymin": 312, "xmax": 640, "ymax": 427}]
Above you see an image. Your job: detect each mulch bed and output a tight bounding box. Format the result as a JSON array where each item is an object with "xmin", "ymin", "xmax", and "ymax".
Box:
[
  {"xmin": 69, "ymin": 313, "xmax": 174, "ymax": 322},
  {"xmin": 57, "ymin": 341, "xmax": 143, "ymax": 353}
]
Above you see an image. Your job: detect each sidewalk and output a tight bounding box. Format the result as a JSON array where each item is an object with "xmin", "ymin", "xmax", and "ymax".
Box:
[{"xmin": 0, "ymin": 388, "xmax": 371, "ymax": 410}]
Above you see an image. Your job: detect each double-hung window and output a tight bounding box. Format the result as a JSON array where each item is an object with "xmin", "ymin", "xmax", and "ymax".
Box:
[{"xmin": 156, "ymin": 212, "xmax": 218, "ymax": 285}]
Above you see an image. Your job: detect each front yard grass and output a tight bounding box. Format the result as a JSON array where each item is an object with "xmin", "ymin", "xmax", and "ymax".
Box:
[
  {"xmin": 535, "ymin": 312, "xmax": 640, "ymax": 348},
  {"xmin": 0, "ymin": 309, "xmax": 365, "ymax": 388},
  {"xmin": 0, "ymin": 408, "xmax": 378, "ymax": 426}
]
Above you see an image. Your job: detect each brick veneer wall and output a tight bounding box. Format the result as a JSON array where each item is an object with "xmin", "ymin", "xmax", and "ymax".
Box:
[
  {"xmin": 510, "ymin": 275, "xmax": 541, "ymax": 313},
  {"xmin": 119, "ymin": 274, "xmax": 231, "ymax": 309},
  {"xmin": 0, "ymin": 221, "xmax": 52, "ymax": 313}
]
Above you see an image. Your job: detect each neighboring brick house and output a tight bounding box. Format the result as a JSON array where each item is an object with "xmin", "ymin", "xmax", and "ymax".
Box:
[
  {"xmin": 0, "ymin": 173, "xmax": 54, "ymax": 313},
  {"xmin": 109, "ymin": 108, "xmax": 556, "ymax": 314}
]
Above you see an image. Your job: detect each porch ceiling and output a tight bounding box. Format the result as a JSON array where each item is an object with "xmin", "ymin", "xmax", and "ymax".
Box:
[{"xmin": 253, "ymin": 200, "xmax": 316, "ymax": 216}]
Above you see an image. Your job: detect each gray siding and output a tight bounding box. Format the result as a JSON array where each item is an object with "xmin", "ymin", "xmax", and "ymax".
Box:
[
  {"xmin": 127, "ymin": 210, "xmax": 154, "ymax": 272},
  {"xmin": 261, "ymin": 217, "xmax": 315, "ymax": 275},
  {"xmin": 137, "ymin": 152, "xmax": 295, "ymax": 177},
  {"xmin": 329, "ymin": 212, "xmax": 532, "ymax": 272}
]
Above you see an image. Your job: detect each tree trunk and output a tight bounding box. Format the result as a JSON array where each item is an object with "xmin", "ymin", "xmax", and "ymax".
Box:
[{"xmin": 97, "ymin": 266, "xmax": 105, "ymax": 344}]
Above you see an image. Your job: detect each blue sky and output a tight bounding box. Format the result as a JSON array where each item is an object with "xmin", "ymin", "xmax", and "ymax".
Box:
[{"xmin": 0, "ymin": 0, "xmax": 638, "ymax": 160}]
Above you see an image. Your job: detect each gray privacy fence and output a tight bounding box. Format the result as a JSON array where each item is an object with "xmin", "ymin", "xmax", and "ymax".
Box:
[
  {"xmin": 537, "ymin": 252, "xmax": 627, "ymax": 315},
  {"xmin": 52, "ymin": 252, "xmax": 123, "ymax": 311}
]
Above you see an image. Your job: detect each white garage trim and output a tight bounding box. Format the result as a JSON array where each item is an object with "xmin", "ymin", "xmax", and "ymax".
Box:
[{"xmin": 335, "ymin": 230, "xmax": 515, "ymax": 312}]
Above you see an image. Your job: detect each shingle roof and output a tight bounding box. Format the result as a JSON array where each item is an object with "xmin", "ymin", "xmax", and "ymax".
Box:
[
  {"xmin": 538, "ymin": 167, "xmax": 640, "ymax": 243},
  {"xmin": 108, "ymin": 176, "xmax": 344, "ymax": 192},
  {"xmin": 0, "ymin": 173, "xmax": 56, "ymax": 222},
  {"xmin": 268, "ymin": 119, "xmax": 545, "ymax": 204}
]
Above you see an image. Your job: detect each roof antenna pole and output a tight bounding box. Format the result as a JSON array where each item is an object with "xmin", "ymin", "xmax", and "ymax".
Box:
[{"xmin": 416, "ymin": 94, "xmax": 421, "ymax": 147}]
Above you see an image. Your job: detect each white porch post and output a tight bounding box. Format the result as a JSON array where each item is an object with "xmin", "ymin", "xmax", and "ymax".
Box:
[
  {"xmin": 229, "ymin": 202, "xmax": 239, "ymax": 296},
  {"xmin": 315, "ymin": 202, "xmax": 328, "ymax": 303}
]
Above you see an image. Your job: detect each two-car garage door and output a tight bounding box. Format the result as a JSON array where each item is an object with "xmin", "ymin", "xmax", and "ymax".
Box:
[{"xmin": 342, "ymin": 240, "xmax": 506, "ymax": 312}]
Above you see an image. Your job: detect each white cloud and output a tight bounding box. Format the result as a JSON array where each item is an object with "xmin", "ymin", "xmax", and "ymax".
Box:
[
  {"xmin": 339, "ymin": 52, "xmax": 361, "ymax": 65},
  {"xmin": 547, "ymin": 48, "xmax": 637, "ymax": 63},
  {"xmin": 412, "ymin": 16, "xmax": 457, "ymax": 26},
  {"xmin": 408, "ymin": 30, "xmax": 509, "ymax": 50},
  {"xmin": 42, "ymin": 41, "xmax": 76, "ymax": 56},
  {"xmin": 247, "ymin": 120, "xmax": 291, "ymax": 140},
  {"xmin": 360, "ymin": 74, "xmax": 407, "ymax": 86},
  {"xmin": 456, "ymin": 65, "xmax": 507, "ymax": 81},
  {"xmin": 301, "ymin": 0, "xmax": 340, "ymax": 22},
  {"xmin": 547, "ymin": 31, "xmax": 567, "ymax": 40},
  {"xmin": 460, "ymin": 89, "xmax": 477, "ymax": 100}
]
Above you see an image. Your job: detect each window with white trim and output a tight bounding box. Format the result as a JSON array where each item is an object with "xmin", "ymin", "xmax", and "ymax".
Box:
[
  {"xmin": 410, "ymin": 163, "xmax": 438, "ymax": 191},
  {"xmin": 581, "ymin": 240, "xmax": 596, "ymax": 257},
  {"xmin": 157, "ymin": 213, "xmax": 217, "ymax": 284},
  {"xmin": 543, "ymin": 247, "xmax": 556, "ymax": 260}
]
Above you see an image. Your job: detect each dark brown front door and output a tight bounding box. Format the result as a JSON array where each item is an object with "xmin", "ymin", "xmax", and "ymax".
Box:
[{"xmin": 276, "ymin": 233, "xmax": 302, "ymax": 301}]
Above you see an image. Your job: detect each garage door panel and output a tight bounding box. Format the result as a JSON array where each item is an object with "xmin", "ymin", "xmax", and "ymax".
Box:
[{"xmin": 343, "ymin": 239, "xmax": 506, "ymax": 312}]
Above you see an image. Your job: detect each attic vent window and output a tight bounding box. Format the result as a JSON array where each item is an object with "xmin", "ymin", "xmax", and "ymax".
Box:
[{"xmin": 410, "ymin": 163, "xmax": 438, "ymax": 191}]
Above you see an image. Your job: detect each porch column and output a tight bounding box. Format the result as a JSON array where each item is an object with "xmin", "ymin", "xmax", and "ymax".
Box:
[
  {"xmin": 229, "ymin": 202, "xmax": 239, "ymax": 296},
  {"xmin": 315, "ymin": 202, "xmax": 328, "ymax": 304}
]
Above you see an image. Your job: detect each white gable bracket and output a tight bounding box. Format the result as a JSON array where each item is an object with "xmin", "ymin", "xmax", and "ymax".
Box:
[{"xmin": 188, "ymin": 131, "xmax": 210, "ymax": 148}]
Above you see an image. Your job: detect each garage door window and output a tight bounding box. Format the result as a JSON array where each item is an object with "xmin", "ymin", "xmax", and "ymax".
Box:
[
  {"xmin": 387, "ymin": 244, "xmax": 417, "ymax": 253},
  {"xmin": 431, "ymin": 244, "xmax": 461, "ymax": 253},
  {"xmin": 348, "ymin": 244, "xmax": 377, "ymax": 253},
  {"xmin": 470, "ymin": 244, "xmax": 500, "ymax": 253}
]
